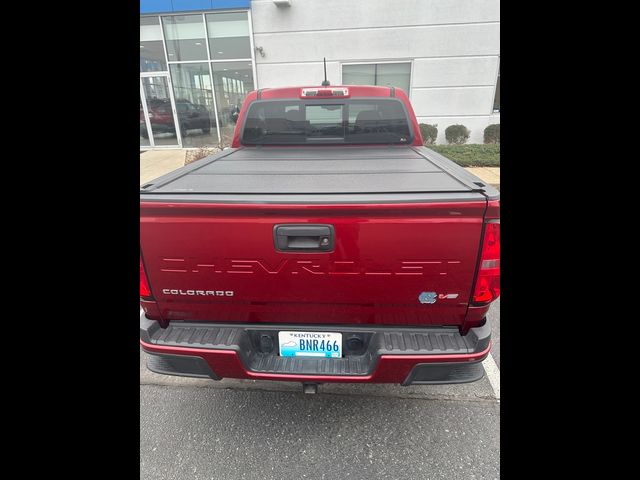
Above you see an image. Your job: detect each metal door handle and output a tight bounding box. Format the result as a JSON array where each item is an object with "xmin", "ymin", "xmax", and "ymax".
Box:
[{"xmin": 274, "ymin": 224, "xmax": 335, "ymax": 252}]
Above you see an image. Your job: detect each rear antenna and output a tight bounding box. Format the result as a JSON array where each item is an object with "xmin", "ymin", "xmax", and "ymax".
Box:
[{"xmin": 321, "ymin": 57, "xmax": 330, "ymax": 86}]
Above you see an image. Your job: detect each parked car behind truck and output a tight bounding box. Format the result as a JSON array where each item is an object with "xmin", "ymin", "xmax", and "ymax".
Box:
[
  {"xmin": 140, "ymin": 99, "xmax": 214, "ymax": 138},
  {"xmin": 140, "ymin": 85, "xmax": 500, "ymax": 392}
]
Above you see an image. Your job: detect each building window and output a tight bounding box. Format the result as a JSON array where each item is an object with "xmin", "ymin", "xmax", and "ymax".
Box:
[
  {"xmin": 140, "ymin": 11, "xmax": 256, "ymax": 149},
  {"xmin": 140, "ymin": 17, "xmax": 166, "ymax": 72},
  {"xmin": 211, "ymin": 61, "xmax": 255, "ymax": 145},
  {"xmin": 169, "ymin": 63, "xmax": 216, "ymax": 147},
  {"xmin": 342, "ymin": 63, "xmax": 411, "ymax": 93},
  {"xmin": 493, "ymin": 64, "xmax": 500, "ymax": 112},
  {"xmin": 206, "ymin": 12, "xmax": 252, "ymax": 60},
  {"xmin": 162, "ymin": 14, "xmax": 208, "ymax": 62}
]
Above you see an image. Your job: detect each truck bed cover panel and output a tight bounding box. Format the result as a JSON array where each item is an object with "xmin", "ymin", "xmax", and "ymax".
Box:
[{"xmin": 143, "ymin": 146, "xmax": 486, "ymax": 195}]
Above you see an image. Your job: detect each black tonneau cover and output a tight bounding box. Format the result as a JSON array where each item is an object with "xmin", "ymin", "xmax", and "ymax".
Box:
[{"xmin": 141, "ymin": 146, "xmax": 498, "ymax": 200}]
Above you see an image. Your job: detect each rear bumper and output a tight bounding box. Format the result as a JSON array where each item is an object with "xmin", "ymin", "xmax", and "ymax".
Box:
[{"xmin": 140, "ymin": 314, "xmax": 491, "ymax": 385}]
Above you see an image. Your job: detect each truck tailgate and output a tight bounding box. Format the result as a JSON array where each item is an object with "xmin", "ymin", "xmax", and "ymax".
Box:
[{"xmin": 141, "ymin": 200, "xmax": 488, "ymax": 326}]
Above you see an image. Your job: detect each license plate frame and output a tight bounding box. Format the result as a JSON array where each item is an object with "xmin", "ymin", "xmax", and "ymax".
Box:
[{"xmin": 278, "ymin": 331, "xmax": 343, "ymax": 358}]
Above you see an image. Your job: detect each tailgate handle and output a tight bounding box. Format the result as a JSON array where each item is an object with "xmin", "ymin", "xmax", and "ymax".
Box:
[{"xmin": 274, "ymin": 224, "xmax": 335, "ymax": 252}]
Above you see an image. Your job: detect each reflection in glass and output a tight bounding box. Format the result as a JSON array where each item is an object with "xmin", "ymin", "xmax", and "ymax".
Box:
[
  {"xmin": 211, "ymin": 62, "xmax": 254, "ymax": 145},
  {"xmin": 140, "ymin": 95, "xmax": 151, "ymax": 147},
  {"xmin": 169, "ymin": 63, "xmax": 217, "ymax": 147},
  {"xmin": 343, "ymin": 63, "xmax": 411, "ymax": 93},
  {"xmin": 140, "ymin": 17, "xmax": 167, "ymax": 72},
  {"xmin": 141, "ymin": 76, "xmax": 179, "ymax": 146},
  {"xmin": 342, "ymin": 64, "xmax": 376, "ymax": 86},
  {"xmin": 376, "ymin": 63, "xmax": 411, "ymax": 92},
  {"xmin": 162, "ymin": 15, "xmax": 207, "ymax": 62},
  {"xmin": 206, "ymin": 12, "xmax": 251, "ymax": 60}
]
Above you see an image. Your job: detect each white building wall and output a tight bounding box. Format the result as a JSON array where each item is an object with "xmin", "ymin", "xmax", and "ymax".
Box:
[{"xmin": 250, "ymin": 0, "xmax": 500, "ymax": 144}]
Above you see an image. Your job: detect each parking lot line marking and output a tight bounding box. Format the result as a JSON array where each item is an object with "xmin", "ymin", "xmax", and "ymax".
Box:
[{"xmin": 482, "ymin": 353, "xmax": 500, "ymax": 399}]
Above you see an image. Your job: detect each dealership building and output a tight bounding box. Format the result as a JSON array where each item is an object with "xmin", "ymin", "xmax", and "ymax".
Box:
[{"xmin": 140, "ymin": 0, "xmax": 500, "ymax": 149}]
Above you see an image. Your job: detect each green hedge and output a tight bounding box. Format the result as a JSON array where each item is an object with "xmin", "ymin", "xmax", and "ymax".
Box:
[
  {"xmin": 418, "ymin": 123, "xmax": 438, "ymax": 144},
  {"xmin": 428, "ymin": 144, "xmax": 500, "ymax": 167},
  {"xmin": 445, "ymin": 124, "xmax": 470, "ymax": 144},
  {"xmin": 484, "ymin": 124, "xmax": 500, "ymax": 144}
]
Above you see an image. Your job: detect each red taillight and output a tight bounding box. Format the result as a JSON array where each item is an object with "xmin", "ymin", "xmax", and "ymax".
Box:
[
  {"xmin": 472, "ymin": 221, "xmax": 500, "ymax": 305},
  {"xmin": 140, "ymin": 255, "xmax": 153, "ymax": 300}
]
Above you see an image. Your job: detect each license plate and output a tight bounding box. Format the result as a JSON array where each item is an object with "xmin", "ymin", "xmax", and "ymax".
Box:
[{"xmin": 278, "ymin": 331, "xmax": 342, "ymax": 358}]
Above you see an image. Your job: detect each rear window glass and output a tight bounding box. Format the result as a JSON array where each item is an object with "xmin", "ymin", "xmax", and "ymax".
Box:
[{"xmin": 240, "ymin": 99, "xmax": 412, "ymax": 145}]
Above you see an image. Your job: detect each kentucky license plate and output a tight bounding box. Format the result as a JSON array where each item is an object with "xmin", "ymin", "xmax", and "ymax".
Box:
[{"xmin": 278, "ymin": 331, "xmax": 342, "ymax": 358}]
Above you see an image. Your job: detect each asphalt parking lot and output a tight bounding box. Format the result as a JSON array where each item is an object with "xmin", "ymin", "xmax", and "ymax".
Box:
[{"xmin": 140, "ymin": 303, "xmax": 500, "ymax": 480}]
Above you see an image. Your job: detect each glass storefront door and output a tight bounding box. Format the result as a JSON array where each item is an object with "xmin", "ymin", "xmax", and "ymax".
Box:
[{"xmin": 140, "ymin": 74, "xmax": 181, "ymax": 147}]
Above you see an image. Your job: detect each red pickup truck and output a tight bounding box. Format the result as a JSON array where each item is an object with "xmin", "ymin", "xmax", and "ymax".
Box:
[{"xmin": 140, "ymin": 85, "xmax": 499, "ymax": 392}]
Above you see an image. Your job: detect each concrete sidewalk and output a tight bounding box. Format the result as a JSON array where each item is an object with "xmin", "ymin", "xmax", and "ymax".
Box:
[
  {"xmin": 465, "ymin": 167, "xmax": 500, "ymax": 189},
  {"xmin": 140, "ymin": 150, "xmax": 185, "ymax": 185},
  {"xmin": 140, "ymin": 149, "xmax": 500, "ymax": 188}
]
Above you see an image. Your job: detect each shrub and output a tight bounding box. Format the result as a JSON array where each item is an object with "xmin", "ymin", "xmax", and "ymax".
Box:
[
  {"xmin": 484, "ymin": 124, "xmax": 500, "ymax": 144},
  {"xmin": 419, "ymin": 123, "xmax": 438, "ymax": 145},
  {"xmin": 445, "ymin": 125, "xmax": 470, "ymax": 144}
]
